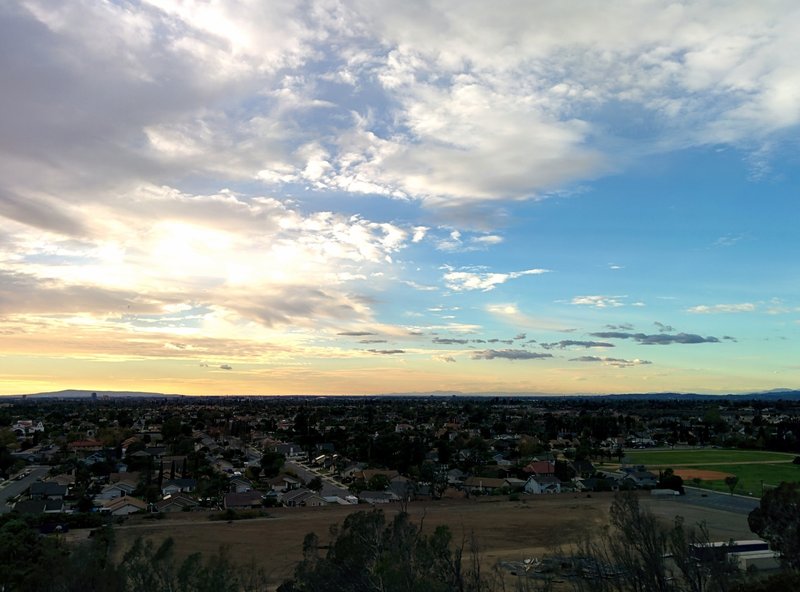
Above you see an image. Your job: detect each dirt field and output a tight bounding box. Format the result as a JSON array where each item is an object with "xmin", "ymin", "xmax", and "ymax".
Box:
[
  {"xmin": 111, "ymin": 494, "xmax": 612, "ymax": 588},
  {"xmin": 107, "ymin": 492, "xmax": 754, "ymax": 590},
  {"xmin": 673, "ymin": 468, "xmax": 735, "ymax": 480}
]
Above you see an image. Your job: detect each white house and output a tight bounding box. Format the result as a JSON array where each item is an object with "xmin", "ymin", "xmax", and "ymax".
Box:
[{"xmin": 524, "ymin": 475, "xmax": 562, "ymax": 495}]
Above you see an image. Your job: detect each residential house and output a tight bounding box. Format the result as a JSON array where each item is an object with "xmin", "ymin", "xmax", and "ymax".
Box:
[
  {"xmin": 101, "ymin": 496, "xmax": 147, "ymax": 516},
  {"xmin": 462, "ymin": 477, "xmax": 508, "ymax": 495},
  {"xmin": 267, "ymin": 475, "xmax": 301, "ymax": 493},
  {"xmin": 358, "ymin": 490, "xmax": 399, "ymax": 504},
  {"xmin": 624, "ymin": 470, "xmax": 658, "ymax": 489},
  {"xmin": 156, "ymin": 493, "xmax": 199, "ymax": 513},
  {"xmin": 161, "ymin": 478, "xmax": 197, "ymax": 496},
  {"xmin": 29, "ymin": 482, "xmax": 67, "ymax": 500},
  {"xmin": 272, "ymin": 442, "xmax": 305, "ymax": 459},
  {"xmin": 95, "ymin": 481, "xmax": 136, "ymax": 501},
  {"xmin": 229, "ymin": 477, "xmax": 254, "ymax": 493},
  {"xmin": 524, "ymin": 475, "xmax": 562, "ymax": 494},
  {"xmin": 522, "ymin": 460, "xmax": 556, "ymax": 476},
  {"xmin": 14, "ymin": 499, "xmax": 64, "ymax": 514},
  {"xmin": 223, "ymin": 491, "xmax": 263, "ymax": 510},
  {"xmin": 282, "ymin": 488, "xmax": 328, "ymax": 507}
]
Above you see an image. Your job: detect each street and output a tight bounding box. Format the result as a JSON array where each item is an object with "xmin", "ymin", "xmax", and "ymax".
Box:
[
  {"xmin": 0, "ymin": 466, "xmax": 50, "ymax": 513},
  {"xmin": 284, "ymin": 460, "xmax": 351, "ymax": 499}
]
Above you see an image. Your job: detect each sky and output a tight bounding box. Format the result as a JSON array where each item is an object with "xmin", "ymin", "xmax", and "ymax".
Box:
[{"xmin": 1, "ymin": 1, "xmax": 798, "ymax": 396}]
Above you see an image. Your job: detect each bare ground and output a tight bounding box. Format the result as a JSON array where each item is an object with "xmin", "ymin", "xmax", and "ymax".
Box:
[{"xmin": 104, "ymin": 492, "xmax": 753, "ymax": 590}]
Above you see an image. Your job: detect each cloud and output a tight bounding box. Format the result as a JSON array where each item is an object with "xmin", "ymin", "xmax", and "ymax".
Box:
[
  {"xmin": 571, "ymin": 295, "xmax": 625, "ymax": 308},
  {"xmin": 687, "ymin": 303, "xmax": 757, "ymax": 314},
  {"xmin": 443, "ymin": 266, "xmax": 549, "ymax": 292},
  {"xmin": 590, "ymin": 332, "xmax": 721, "ymax": 345},
  {"xmin": 570, "ymin": 356, "xmax": 652, "ymax": 368},
  {"xmin": 219, "ymin": 364, "xmax": 233, "ymax": 370},
  {"xmin": 338, "ymin": 331, "xmax": 377, "ymax": 336},
  {"xmin": 654, "ymin": 322, "xmax": 674, "ymax": 332},
  {"xmin": 471, "ymin": 349, "xmax": 553, "ymax": 361},
  {"xmin": 367, "ymin": 349, "xmax": 405, "ymax": 355},
  {"xmin": 513, "ymin": 333, "xmax": 526, "ymax": 340},
  {"xmin": 436, "ymin": 355, "xmax": 456, "ymax": 363},
  {"xmin": 436, "ymin": 230, "xmax": 505, "ymax": 252},
  {"xmin": 541, "ymin": 340, "xmax": 615, "ymax": 350},
  {"xmin": 432, "ymin": 337, "xmax": 469, "ymax": 345}
]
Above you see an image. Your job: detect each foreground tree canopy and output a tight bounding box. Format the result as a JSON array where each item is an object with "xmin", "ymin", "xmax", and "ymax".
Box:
[
  {"xmin": 279, "ymin": 509, "xmax": 488, "ymax": 592},
  {"xmin": 748, "ymin": 481, "xmax": 800, "ymax": 570}
]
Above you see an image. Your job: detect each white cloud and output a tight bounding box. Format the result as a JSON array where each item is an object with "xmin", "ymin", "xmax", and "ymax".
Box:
[
  {"xmin": 571, "ymin": 295, "xmax": 626, "ymax": 308},
  {"xmin": 687, "ymin": 303, "xmax": 757, "ymax": 314},
  {"xmin": 443, "ymin": 267, "xmax": 549, "ymax": 292}
]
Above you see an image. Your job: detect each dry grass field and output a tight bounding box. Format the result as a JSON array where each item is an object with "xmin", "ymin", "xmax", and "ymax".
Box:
[{"xmin": 108, "ymin": 492, "xmax": 754, "ymax": 590}]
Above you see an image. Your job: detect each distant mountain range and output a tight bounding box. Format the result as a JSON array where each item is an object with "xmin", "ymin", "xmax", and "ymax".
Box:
[
  {"xmin": 4, "ymin": 388, "xmax": 800, "ymax": 401},
  {"xmin": 10, "ymin": 389, "xmax": 181, "ymax": 400}
]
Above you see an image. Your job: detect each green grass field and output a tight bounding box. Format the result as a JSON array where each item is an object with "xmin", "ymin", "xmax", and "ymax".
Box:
[
  {"xmin": 624, "ymin": 448, "xmax": 800, "ymax": 498},
  {"xmin": 624, "ymin": 448, "xmax": 795, "ymax": 465}
]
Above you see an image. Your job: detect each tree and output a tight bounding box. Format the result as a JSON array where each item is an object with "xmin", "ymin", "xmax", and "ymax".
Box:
[
  {"xmin": 748, "ymin": 481, "xmax": 800, "ymax": 569},
  {"xmin": 307, "ymin": 476, "xmax": 323, "ymax": 492},
  {"xmin": 658, "ymin": 468, "xmax": 685, "ymax": 494},
  {"xmin": 368, "ymin": 473, "xmax": 390, "ymax": 491},
  {"xmin": 282, "ymin": 510, "xmax": 491, "ymax": 592},
  {"xmin": 260, "ymin": 451, "xmax": 286, "ymax": 478},
  {"xmin": 724, "ymin": 475, "xmax": 739, "ymax": 496},
  {"xmin": 572, "ymin": 491, "xmax": 736, "ymax": 592}
]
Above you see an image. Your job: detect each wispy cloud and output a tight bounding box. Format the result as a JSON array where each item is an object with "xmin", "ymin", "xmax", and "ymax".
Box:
[
  {"xmin": 541, "ymin": 340, "xmax": 614, "ymax": 350},
  {"xmin": 471, "ymin": 349, "xmax": 553, "ymax": 361},
  {"xmin": 687, "ymin": 303, "xmax": 756, "ymax": 314},
  {"xmin": 570, "ymin": 356, "xmax": 651, "ymax": 368},
  {"xmin": 590, "ymin": 332, "xmax": 721, "ymax": 345},
  {"xmin": 571, "ymin": 295, "xmax": 625, "ymax": 308},
  {"xmin": 443, "ymin": 266, "xmax": 549, "ymax": 292}
]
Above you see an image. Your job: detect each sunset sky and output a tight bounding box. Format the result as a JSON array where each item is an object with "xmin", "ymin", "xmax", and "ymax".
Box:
[{"xmin": 1, "ymin": 1, "xmax": 798, "ymax": 396}]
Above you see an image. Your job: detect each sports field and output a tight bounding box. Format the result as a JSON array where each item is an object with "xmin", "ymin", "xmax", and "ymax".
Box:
[{"xmin": 625, "ymin": 448, "xmax": 800, "ymax": 497}]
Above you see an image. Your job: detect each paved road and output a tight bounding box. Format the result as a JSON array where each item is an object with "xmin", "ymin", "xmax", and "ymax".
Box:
[
  {"xmin": 674, "ymin": 487, "xmax": 760, "ymax": 514},
  {"xmin": 0, "ymin": 466, "xmax": 50, "ymax": 513},
  {"xmin": 285, "ymin": 461, "xmax": 351, "ymax": 498}
]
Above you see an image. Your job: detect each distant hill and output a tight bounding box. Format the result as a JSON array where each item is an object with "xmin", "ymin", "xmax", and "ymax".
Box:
[
  {"xmin": 4, "ymin": 388, "xmax": 799, "ymax": 401},
  {"xmin": 11, "ymin": 389, "xmax": 182, "ymax": 400}
]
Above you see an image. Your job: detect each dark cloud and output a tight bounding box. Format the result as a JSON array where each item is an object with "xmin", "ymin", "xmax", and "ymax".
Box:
[
  {"xmin": 367, "ymin": 349, "xmax": 405, "ymax": 355},
  {"xmin": 0, "ymin": 190, "xmax": 87, "ymax": 235},
  {"xmin": 605, "ymin": 323, "xmax": 635, "ymax": 331},
  {"xmin": 569, "ymin": 356, "xmax": 652, "ymax": 367},
  {"xmin": 338, "ymin": 331, "xmax": 377, "ymax": 336},
  {"xmin": 471, "ymin": 349, "xmax": 553, "ymax": 361},
  {"xmin": 433, "ymin": 337, "xmax": 469, "ymax": 345},
  {"xmin": 438, "ymin": 355, "xmax": 456, "ymax": 363},
  {"xmin": 590, "ymin": 331, "xmax": 720, "ymax": 345},
  {"xmin": 219, "ymin": 364, "xmax": 233, "ymax": 370},
  {"xmin": 359, "ymin": 339, "xmax": 387, "ymax": 343},
  {"xmin": 513, "ymin": 333, "xmax": 526, "ymax": 340},
  {"xmin": 487, "ymin": 338, "xmax": 513, "ymax": 344},
  {"xmin": 541, "ymin": 340, "xmax": 614, "ymax": 350},
  {"xmin": 654, "ymin": 321, "xmax": 674, "ymax": 333},
  {"xmin": 0, "ymin": 270, "xmax": 166, "ymax": 314}
]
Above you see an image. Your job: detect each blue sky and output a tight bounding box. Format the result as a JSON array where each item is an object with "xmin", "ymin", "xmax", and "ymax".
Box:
[{"xmin": 0, "ymin": 1, "xmax": 798, "ymax": 395}]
